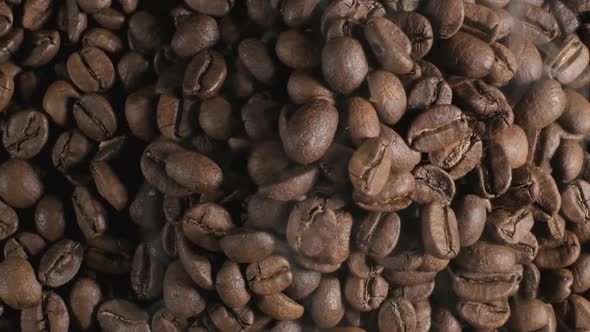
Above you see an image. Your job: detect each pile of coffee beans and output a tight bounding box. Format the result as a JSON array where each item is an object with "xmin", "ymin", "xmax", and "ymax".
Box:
[{"xmin": 2, "ymin": 0, "xmax": 590, "ymax": 330}]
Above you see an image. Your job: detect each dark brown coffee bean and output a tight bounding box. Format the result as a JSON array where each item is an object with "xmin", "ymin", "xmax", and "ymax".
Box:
[
  {"xmin": 454, "ymin": 195, "xmax": 490, "ymax": 247},
  {"xmin": 2, "ymin": 109, "xmax": 48, "ymax": 159},
  {"xmin": 151, "ymin": 307, "xmax": 188, "ymax": 332},
  {"xmin": 388, "ymin": 12, "xmax": 433, "ymax": 60},
  {"xmin": 220, "ymin": 229, "xmax": 274, "ymax": 263},
  {"xmin": 86, "ymin": 235, "xmax": 133, "ymax": 274},
  {"xmin": 287, "ymin": 71, "xmax": 334, "ymax": 105},
  {"xmin": 176, "ymin": 231, "xmax": 213, "ymax": 290},
  {"xmin": 275, "ymin": 29, "xmax": 319, "ymax": 70},
  {"xmin": 347, "ymin": 97, "xmax": 380, "ymax": 146},
  {"xmin": 38, "ymin": 239, "xmax": 84, "ymax": 287},
  {"xmin": 72, "ymin": 186, "xmax": 107, "ymax": 239},
  {"xmin": 422, "ymin": 0, "xmax": 464, "ymax": 39},
  {"xmin": 438, "ymin": 32, "xmax": 494, "ymax": 79},
  {"xmin": 487, "ymin": 207, "xmax": 534, "ymax": 244},
  {"xmin": 472, "ymin": 141, "xmax": 512, "ymax": 198},
  {"xmin": 508, "ymin": 1, "xmax": 559, "ymax": 45},
  {"xmin": 378, "ymin": 297, "xmax": 416, "ymax": 332},
  {"xmin": 311, "ymin": 277, "xmax": 345, "ymax": 328},
  {"xmin": 279, "ymin": 99, "xmax": 338, "ymax": 165},
  {"xmin": 51, "ymin": 129, "xmax": 93, "ymax": 174},
  {"xmin": 355, "ymin": 212, "xmax": 400, "ymax": 259},
  {"xmin": 552, "ymin": 139, "xmax": 584, "ymax": 182},
  {"xmin": 364, "ymin": 16, "xmax": 413, "ymax": 75},
  {"xmin": 82, "ymin": 28, "xmax": 123, "ymax": 54},
  {"xmin": 456, "ymin": 299, "xmax": 510, "ymax": 329},
  {"xmin": 455, "ymin": 241, "xmax": 520, "ymax": 273},
  {"xmin": 182, "ymin": 203, "xmax": 234, "ymax": 252},
  {"xmin": 322, "ymin": 36, "xmax": 368, "ymax": 94},
  {"xmin": 163, "ymin": 260, "xmax": 206, "ymax": 319},
  {"xmin": 348, "ymin": 136, "xmax": 392, "ymax": 196},
  {"xmin": 0, "ymin": 158, "xmax": 44, "ymax": 208},
  {"xmin": 216, "ymin": 260, "xmax": 251, "ymax": 309},
  {"xmin": 73, "ymin": 93, "xmax": 117, "ymax": 141},
  {"xmin": 124, "ymin": 88, "xmax": 158, "ymax": 142},
  {"xmin": 77, "ymin": 0, "xmax": 110, "ymax": 14},
  {"xmin": 172, "ymin": 14, "xmax": 219, "ymax": 58},
  {"xmin": 69, "ymin": 277, "xmax": 102, "ymax": 331},
  {"xmin": 412, "ymin": 165, "xmax": 455, "ymax": 206},
  {"xmin": 246, "ymin": 255, "xmax": 292, "ymax": 296},
  {"xmin": 379, "ymin": 125, "xmax": 421, "ymax": 172},
  {"xmin": 97, "ymin": 299, "xmax": 150, "ymax": 332},
  {"xmin": 58, "ymin": 0, "xmax": 87, "ymax": 43},
  {"xmin": 257, "ymin": 292, "xmax": 304, "ymax": 321},
  {"xmin": 345, "ymin": 274, "xmax": 388, "ymax": 312},
  {"xmin": 4, "ymin": 231, "xmax": 46, "ymax": 259},
  {"xmin": 287, "ymin": 198, "xmax": 352, "ymax": 272},
  {"xmin": 67, "ymin": 47, "xmax": 115, "ymax": 93},
  {"xmin": 141, "ymin": 140, "xmax": 191, "ymax": 196},
  {"xmin": 366, "ymin": 70, "xmax": 407, "ymax": 125},
  {"xmin": 407, "ymin": 104, "xmax": 470, "ymax": 152},
  {"xmin": 21, "ymin": 290, "xmax": 69, "ymax": 332},
  {"xmin": 130, "ymin": 242, "xmax": 165, "ymax": 301},
  {"xmin": 0, "ymin": 257, "xmax": 42, "ymax": 309},
  {"xmin": 21, "ymin": 30, "xmax": 60, "ymax": 67},
  {"xmin": 42, "ymin": 80, "xmax": 80, "ymax": 127},
  {"xmin": 429, "ymin": 131, "xmax": 482, "ymax": 180},
  {"xmin": 449, "ymin": 265, "xmax": 522, "ymax": 302},
  {"xmin": 559, "ymin": 89, "xmax": 590, "ymax": 135},
  {"xmin": 507, "ymin": 298, "xmax": 553, "ymax": 331},
  {"xmin": 542, "ymin": 268, "xmax": 573, "ymax": 303},
  {"xmin": 156, "ymin": 94, "xmax": 194, "ymax": 140},
  {"xmin": 560, "ymin": 179, "xmax": 590, "ymax": 224},
  {"xmin": 407, "ymin": 76, "xmax": 452, "ymax": 113},
  {"xmin": 285, "ymin": 266, "xmax": 321, "ymax": 300},
  {"xmin": 92, "ymin": 7, "xmax": 125, "ymax": 30},
  {"xmin": 353, "ymin": 169, "xmax": 415, "ymax": 212},
  {"xmin": 183, "ymin": 50, "xmax": 226, "ymax": 98},
  {"xmin": 421, "ymin": 202, "xmax": 460, "ymax": 259},
  {"xmin": 164, "ymin": 150, "xmax": 223, "ymax": 194},
  {"xmin": 0, "ymin": 28, "xmax": 23, "ymax": 63},
  {"xmin": 535, "ymin": 231, "xmax": 581, "ymax": 269},
  {"xmin": 22, "ymin": 0, "xmax": 52, "ymax": 30},
  {"xmin": 0, "ymin": 198, "xmax": 17, "ymax": 241},
  {"xmin": 34, "ymin": 195, "xmax": 64, "ymax": 242},
  {"xmin": 432, "ymin": 308, "xmax": 462, "ymax": 332}
]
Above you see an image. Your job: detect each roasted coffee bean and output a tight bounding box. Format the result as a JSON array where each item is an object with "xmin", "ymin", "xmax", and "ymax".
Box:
[
  {"xmin": 461, "ymin": 2, "xmax": 500, "ymax": 43},
  {"xmin": 21, "ymin": 290, "xmax": 69, "ymax": 332},
  {"xmin": 535, "ymin": 231, "xmax": 581, "ymax": 269},
  {"xmin": 85, "ymin": 235, "xmax": 132, "ymax": 274},
  {"xmin": 407, "ymin": 76, "xmax": 452, "ymax": 113},
  {"xmin": 379, "ymin": 125, "xmax": 420, "ymax": 172},
  {"xmin": 508, "ymin": 1, "xmax": 559, "ymax": 45},
  {"xmin": 421, "ymin": 202, "xmax": 460, "ymax": 259},
  {"xmin": 0, "ymin": 198, "xmax": 17, "ymax": 241},
  {"xmin": 4, "ymin": 231, "xmax": 46, "ymax": 259},
  {"xmin": 42, "ymin": 80, "xmax": 80, "ymax": 126},
  {"xmin": 246, "ymin": 255, "xmax": 292, "ymax": 296},
  {"xmin": 348, "ymin": 137, "xmax": 392, "ymax": 196},
  {"xmin": 449, "ymin": 265, "xmax": 522, "ymax": 302},
  {"xmin": 487, "ymin": 207, "xmax": 534, "ymax": 244},
  {"xmin": 429, "ymin": 131, "xmax": 482, "ymax": 180},
  {"xmin": 216, "ymin": 260, "xmax": 251, "ymax": 308},
  {"xmin": 378, "ymin": 297, "xmax": 416, "ymax": 332},
  {"xmin": 322, "ymin": 37, "xmax": 368, "ymax": 94},
  {"xmin": 366, "ymin": 70, "xmax": 407, "ymax": 126},
  {"xmin": 2, "ymin": 109, "xmax": 48, "ymax": 159},
  {"xmin": 431, "ymin": 308, "xmax": 462, "ymax": 332},
  {"xmin": 83, "ymin": 28, "xmax": 123, "ymax": 54},
  {"xmin": 542, "ymin": 34, "xmax": 589, "ymax": 85},
  {"xmin": 355, "ymin": 212, "xmax": 400, "ymax": 259},
  {"xmin": 97, "ymin": 299, "xmax": 150, "ymax": 332},
  {"xmin": 412, "ymin": 165, "xmax": 455, "ymax": 206},
  {"xmin": 67, "ymin": 47, "xmax": 115, "ymax": 93},
  {"xmin": 34, "ymin": 194, "xmax": 64, "ymax": 242},
  {"xmin": 388, "ymin": 12, "xmax": 433, "ymax": 60},
  {"xmin": 38, "ymin": 239, "xmax": 84, "ymax": 287},
  {"xmin": 353, "ymin": 169, "xmax": 415, "ymax": 212},
  {"xmin": 407, "ymin": 104, "xmax": 470, "ymax": 152},
  {"xmin": 151, "ymin": 307, "xmax": 188, "ymax": 332},
  {"xmin": 422, "ymin": 0, "xmax": 464, "ymax": 39},
  {"xmin": 73, "ymin": 93, "xmax": 117, "ymax": 141},
  {"xmin": 454, "ymin": 194, "xmax": 490, "ymax": 247},
  {"xmin": 117, "ymin": 52, "xmax": 150, "ymax": 91},
  {"xmin": 311, "ymin": 277, "xmax": 345, "ymax": 327},
  {"xmin": 52, "ymin": 129, "xmax": 93, "ymax": 174},
  {"xmin": 457, "ymin": 298, "xmax": 510, "ymax": 329},
  {"xmin": 72, "ymin": 186, "xmax": 107, "ymax": 239},
  {"xmin": 515, "ymin": 79, "xmax": 567, "ymax": 130},
  {"xmin": 163, "ymin": 260, "xmax": 206, "ymax": 319},
  {"xmin": 364, "ymin": 16, "xmax": 413, "ymax": 75},
  {"xmin": 181, "ymin": 202, "xmax": 234, "ymax": 252},
  {"xmin": 438, "ymin": 32, "xmax": 494, "ymax": 79},
  {"xmin": 560, "ymin": 179, "xmax": 590, "ymax": 224},
  {"xmin": 0, "ymin": 158, "xmax": 43, "ymax": 208},
  {"xmin": 125, "ymin": 88, "xmax": 158, "ymax": 141},
  {"xmin": 69, "ymin": 277, "xmax": 102, "ymax": 331},
  {"xmin": 156, "ymin": 94, "xmax": 194, "ymax": 140},
  {"xmin": 541, "ymin": 268, "xmax": 573, "ymax": 303},
  {"xmin": 220, "ymin": 229, "xmax": 275, "ymax": 263},
  {"xmin": 183, "ymin": 50, "xmax": 226, "ymax": 99},
  {"xmin": 171, "ymin": 14, "xmax": 218, "ymax": 58},
  {"xmin": 0, "ymin": 257, "xmax": 42, "ymax": 309},
  {"xmin": 347, "ymin": 97, "xmax": 380, "ymax": 146},
  {"xmin": 257, "ymin": 293, "xmax": 304, "ymax": 321},
  {"xmin": 130, "ymin": 242, "xmax": 166, "ymax": 301},
  {"xmin": 559, "ymin": 89, "xmax": 590, "ymax": 135}
]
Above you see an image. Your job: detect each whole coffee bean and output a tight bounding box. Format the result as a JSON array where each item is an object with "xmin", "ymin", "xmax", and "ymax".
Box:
[
  {"xmin": 348, "ymin": 137, "xmax": 392, "ymax": 196},
  {"xmin": 347, "ymin": 97, "xmax": 380, "ymax": 146},
  {"xmin": 21, "ymin": 29, "xmax": 60, "ymax": 67},
  {"xmin": 368, "ymin": 81, "xmax": 407, "ymax": 137},
  {"xmin": 311, "ymin": 277, "xmax": 345, "ymax": 328},
  {"xmin": 542, "ymin": 34, "xmax": 589, "ymax": 85},
  {"xmin": 151, "ymin": 307, "xmax": 188, "ymax": 332},
  {"xmin": 431, "ymin": 308, "xmax": 462, "ymax": 332},
  {"xmin": 353, "ymin": 170, "xmax": 414, "ymax": 212},
  {"xmin": 72, "ymin": 186, "xmax": 107, "ymax": 239},
  {"xmin": 184, "ymin": 0, "xmax": 233, "ymax": 17},
  {"xmin": 571, "ymin": 253, "xmax": 590, "ymax": 293},
  {"xmin": 504, "ymin": 36, "xmax": 542, "ymax": 86},
  {"xmin": 125, "ymin": 88, "xmax": 158, "ymax": 141},
  {"xmin": 69, "ymin": 277, "xmax": 102, "ymax": 331},
  {"xmin": 92, "ymin": 7, "xmax": 125, "ymax": 30},
  {"xmin": 473, "ymin": 141, "xmax": 512, "ymax": 198},
  {"xmin": 0, "ymin": 257, "xmax": 42, "ymax": 309},
  {"xmin": 486, "ymin": 42, "xmax": 518, "ymax": 87},
  {"xmin": 516, "ymin": 79, "xmax": 567, "ymax": 130},
  {"xmin": 97, "ymin": 299, "xmax": 150, "ymax": 332},
  {"xmin": 67, "ymin": 47, "xmax": 115, "ymax": 93},
  {"xmin": 238, "ymin": 38, "xmax": 275, "ymax": 84},
  {"xmin": 493, "ymin": 125, "xmax": 529, "ymax": 169},
  {"xmin": 51, "ymin": 129, "xmax": 93, "ymax": 174},
  {"xmin": 560, "ymin": 179, "xmax": 590, "ymax": 224},
  {"xmin": 77, "ymin": 0, "xmax": 110, "ymax": 14},
  {"xmin": 378, "ymin": 297, "xmax": 416, "ymax": 332},
  {"xmin": 34, "ymin": 194, "xmax": 64, "ymax": 242},
  {"xmin": 449, "ymin": 265, "xmax": 522, "ymax": 302},
  {"xmin": 156, "ymin": 94, "xmax": 195, "ymax": 140},
  {"xmin": 38, "ymin": 239, "xmax": 84, "ymax": 287},
  {"xmin": 130, "ymin": 243, "xmax": 165, "ymax": 301},
  {"xmin": 216, "ymin": 260, "xmax": 251, "ymax": 308},
  {"xmin": 83, "ymin": 28, "xmax": 123, "ymax": 54},
  {"xmin": 456, "ymin": 298, "xmax": 510, "ymax": 329},
  {"xmin": 453, "ymin": 195, "xmax": 490, "ymax": 247},
  {"xmin": 257, "ymin": 292, "xmax": 304, "ymax": 321},
  {"xmin": 246, "ymin": 255, "xmax": 292, "ymax": 295},
  {"xmin": 182, "ymin": 203, "xmax": 235, "ymax": 251},
  {"xmin": 287, "ymin": 198, "xmax": 352, "ymax": 271},
  {"xmin": 42, "ymin": 80, "xmax": 80, "ymax": 126},
  {"xmin": 141, "ymin": 140, "xmax": 192, "ymax": 196},
  {"xmin": 421, "ymin": 202, "xmax": 460, "ymax": 259},
  {"xmin": 164, "ymin": 150, "xmax": 223, "ymax": 194},
  {"xmin": 429, "ymin": 131, "xmax": 482, "ymax": 180},
  {"xmin": 275, "ymin": 29, "xmax": 319, "ymax": 70},
  {"xmin": 438, "ymin": 32, "xmax": 494, "ymax": 79},
  {"xmin": 285, "ymin": 266, "xmax": 321, "ymax": 300},
  {"xmin": 448, "ymin": 76, "xmax": 514, "ymax": 139},
  {"xmin": 412, "ymin": 165, "xmax": 455, "ymax": 206},
  {"xmin": 319, "ymin": 0, "xmax": 378, "ymax": 38},
  {"xmin": 127, "ymin": 11, "xmax": 165, "ymax": 54},
  {"xmin": 455, "ymin": 241, "xmax": 520, "ymax": 273},
  {"xmin": 279, "ymin": 99, "xmax": 338, "ymax": 165},
  {"xmin": 2, "ymin": 109, "xmax": 48, "ymax": 159},
  {"xmin": 21, "ymin": 290, "xmax": 69, "ymax": 332},
  {"xmin": 0, "ymin": 27, "xmax": 23, "ymax": 63},
  {"xmin": 198, "ymin": 96, "xmax": 234, "ymax": 140},
  {"xmin": 73, "ymin": 93, "xmax": 117, "ymax": 141},
  {"xmin": 407, "ymin": 76, "xmax": 452, "ymax": 113},
  {"xmin": 542, "ymin": 268, "xmax": 573, "ymax": 303},
  {"xmin": 388, "ymin": 12, "xmax": 433, "ymax": 60},
  {"xmin": 487, "ymin": 207, "xmax": 534, "ymax": 244},
  {"xmin": 4, "ymin": 231, "xmax": 46, "ymax": 259},
  {"xmin": 422, "ymin": 0, "xmax": 464, "ymax": 39},
  {"xmin": 552, "ymin": 140, "xmax": 584, "ymax": 182},
  {"xmin": 220, "ymin": 229, "xmax": 275, "ymax": 263},
  {"xmin": 379, "ymin": 126, "xmax": 420, "ymax": 172},
  {"xmin": 534, "ymin": 230, "xmax": 581, "ymax": 269},
  {"xmin": 204, "ymin": 302, "xmax": 255, "ymax": 331},
  {"xmin": 0, "ymin": 198, "xmax": 17, "ymax": 241},
  {"xmin": 559, "ymin": 89, "xmax": 590, "ymax": 134},
  {"xmin": 322, "ymin": 36, "xmax": 368, "ymax": 94},
  {"xmin": 183, "ymin": 50, "xmax": 226, "ymax": 99},
  {"xmin": 172, "ymin": 14, "xmax": 219, "ymax": 58},
  {"xmin": 407, "ymin": 104, "xmax": 470, "ymax": 152},
  {"xmin": 0, "ymin": 69, "xmax": 12, "ymax": 112},
  {"xmin": 364, "ymin": 16, "xmax": 413, "ymax": 75},
  {"xmin": 117, "ymin": 52, "xmax": 151, "ymax": 91},
  {"xmin": 355, "ymin": 212, "xmax": 400, "ymax": 259},
  {"xmin": 164, "ymin": 260, "xmax": 206, "ymax": 319},
  {"xmin": 509, "ymin": 1, "xmax": 559, "ymax": 45},
  {"xmin": 58, "ymin": 0, "xmax": 87, "ymax": 43},
  {"xmin": 176, "ymin": 232, "xmax": 213, "ymax": 290},
  {"xmin": 247, "ymin": 141, "xmax": 289, "ymax": 186},
  {"xmin": 345, "ymin": 274, "xmax": 388, "ymax": 312},
  {"xmin": 507, "ymin": 298, "xmax": 553, "ymax": 331},
  {"xmin": 22, "ymin": 0, "xmax": 52, "ymax": 30},
  {"xmin": 287, "ymin": 71, "xmax": 334, "ymax": 105},
  {"xmin": 532, "ymin": 166, "xmax": 561, "ymax": 216},
  {"xmin": 0, "ymin": 158, "xmax": 43, "ymax": 208}
]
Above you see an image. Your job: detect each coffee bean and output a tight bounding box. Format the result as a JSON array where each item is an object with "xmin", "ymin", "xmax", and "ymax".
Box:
[
  {"xmin": 542, "ymin": 268, "xmax": 573, "ymax": 303},
  {"xmin": 449, "ymin": 265, "xmax": 522, "ymax": 302},
  {"xmin": 216, "ymin": 260, "xmax": 251, "ymax": 308},
  {"xmin": 378, "ymin": 297, "xmax": 416, "ymax": 332},
  {"xmin": 0, "ymin": 257, "xmax": 42, "ymax": 309},
  {"xmin": 486, "ymin": 42, "xmax": 518, "ymax": 87},
  {"xmin": 182, "ymin": 203, "xmax": 235, "ymax": 251},
  {"xmin": 38, "ymin": 239, "xmax": 84, "ymax": 287},
  {"xmin": 454, "ymin": 195, "xmax": 490, "ymax": 247},
  {"xmin": 353, "ymin": 170, "xmax": 415, "ymax": 212},
  {"xmin": 69, "ymin": 277, "xmax": 102, "ymax": 331},
  {"xmin": 456, "ymin": 298, "xmax": 510, "ymax": 329},
  {"xmin": 42, "ymin": 80, "xmax": 79, "ymax": 126},
  {"xmin": 422, "ymin": 0, "xmax": 464, "ymax": 39},
  {"xmin": 0, "ymin": 158, "xmax": 43, "ymax": 208},
  {"xmin": 311, "ymin": 277, "xmax": 345, "ymax": 327},
  {"xmin": 287, "ymin": 71, "xmax": 334, "ymax": 105},
  {"xmin": 97, "ymin": 299, "xmax": 150, "ymax": 332},
  {"xmin": 355, "ymin": 212, "xmax": 400, "ymax": 259},
  {"xmin": 4, "ymin": 231, "xmax": 46, "ymax": 259},
  {"xmin": 130, "ymin": 242, "xmax": 165, "ymax": 301},
  {"xmin": 257, "ymin": 292, "xmax": 304, "ymax": 321},
  {"xmin": 67, "ymin": 47, "xmax": 115, "ymax": 93},
  {"xmin": 534, "ymin": 231, "xmax": 581, "ymax": 269},
  {"xmin": 246, "ymin": 255, "xmax": 292, "ymax": 295},
  {"xmin": 220, "ymin": 229, "xmax": 275, "ymax": 263},
  {"xmin": 72, "ymin": 186, "xmax": 107, "ymax": 239},
  {"xmin": 322, "ymin": 36, "xmax": 368, "ymax": 94},
  {"xmin": 183, "ymin": 50, "xmax": 226, "ymax": 99},
  {"xmin": 407, "ymin": 104, "xmax": 470, "ymax": 152},
  {"xmin": 559, "ymin": 89, "xmax": 590, "ymax": 134},
  {"xmin": 366, "ymin": 70, "xmax": 407, "ymax": 125},
  {"xmin": 34, "ymin": 194, "xmax": 64, "ymax": 242},
  {"xmin": 22, "ymin": 0, "xmax": 52, "ymax": 30},
  {"xmin": 345, "ymin": 274, "xmax": 388, "ymax": 312},
  {"xmin": 364, "ymin": 16, "xmax": 413, "ymax": 75},
  {"xmin": 438, "ymin": 32, "xmax": 495, "ymax": 79},
  {"xmin": 21, "ymin": 290, "xmax": 69, "ymax": 332},
  {"xmin": 164, "ymin": 150, "xmax": 223, "ymax": 194},
  {"xmin": 508, "ymin": 1, "xmax": 559, "ymax": 45},
  {"xmin": 347, "ymin": 97, "xmax": 380, "ymax": 146},
  {"xmin": 348, "ymin": 137, "xmax": 392, "ymax": 196}
]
